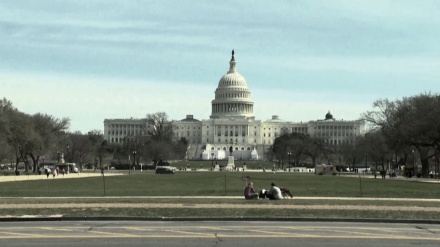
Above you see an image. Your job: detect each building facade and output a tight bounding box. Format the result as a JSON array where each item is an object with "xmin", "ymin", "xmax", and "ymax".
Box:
[{"xmin": 104, "ymin": 51, "xmax": 365, "ymax": 160}]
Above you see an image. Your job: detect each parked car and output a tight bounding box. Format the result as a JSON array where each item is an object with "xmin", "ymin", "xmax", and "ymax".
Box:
[{"xmin": 155, "ymin": 167, "xmax": 175, "ymax": 174}]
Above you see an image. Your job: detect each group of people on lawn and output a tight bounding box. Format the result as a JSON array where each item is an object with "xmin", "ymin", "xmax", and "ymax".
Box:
[{"xmin": 244, "ymin": 181, "xmax": 284, "ymax": 200}]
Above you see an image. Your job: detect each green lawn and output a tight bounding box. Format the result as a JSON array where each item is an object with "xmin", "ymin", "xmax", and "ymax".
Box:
[
  {"xmin": 0, "ymin": 171, "xmax": 439, "ymax": 198},
  {"xmin": 1, "ymin": 172, "xmax": 439, "ymax": 219}
]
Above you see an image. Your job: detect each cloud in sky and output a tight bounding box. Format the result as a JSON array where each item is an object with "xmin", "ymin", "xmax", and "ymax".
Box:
[{"xmin": 1, "ymin": 0, "xmax": 439, "ymax": 133}]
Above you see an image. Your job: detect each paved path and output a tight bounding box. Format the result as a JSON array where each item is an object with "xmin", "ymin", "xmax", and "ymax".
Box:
[
  {"xmin": 0, "ymin": 172, "xmax": 123, "ymax": 182},
  {"xmin": 2, "ymin": 170, "xmax": 439, "ymax": 183}
]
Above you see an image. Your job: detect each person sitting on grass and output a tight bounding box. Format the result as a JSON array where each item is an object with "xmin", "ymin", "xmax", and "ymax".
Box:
[
  {"xmin": 244, "ymin": 182, "xmax": 259, "ymax": 200},
  {"xmin": 267, "ymin": 182, "xmax": 283, "ymax": 200}
]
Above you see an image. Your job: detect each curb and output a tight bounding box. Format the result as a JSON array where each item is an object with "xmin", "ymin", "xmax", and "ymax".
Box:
[{"xmin": 1, "ymin": 216, "xmax": 440, "ymax": 224}]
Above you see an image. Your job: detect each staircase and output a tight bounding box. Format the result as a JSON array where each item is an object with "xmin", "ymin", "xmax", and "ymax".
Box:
[{"xmin": 186, "ymin": 144, "xmax": 202, "ymax": 160}]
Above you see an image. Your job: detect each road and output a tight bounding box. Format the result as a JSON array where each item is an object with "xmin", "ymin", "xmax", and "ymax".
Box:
[{"xmin": 0, "ymin": 221, "xmax": 439, "ymax": 247}]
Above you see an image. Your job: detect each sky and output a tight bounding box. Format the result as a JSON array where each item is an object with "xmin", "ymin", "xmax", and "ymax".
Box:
[{"xmin": 1, "ymin": 0, "xmax": 439, "ymax": 134}]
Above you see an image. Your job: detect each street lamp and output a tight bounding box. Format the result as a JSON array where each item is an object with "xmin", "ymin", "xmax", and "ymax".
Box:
[
  {"xmin": 40, "ymin": 156, "xmax": 45, "ymax": 175},
  {"xmin": 211, "ymin": 152, "xmax": 214, "ymax": 169},
  {"xmin": 339, "ymin": 156, "xmax": 342, "ymax": 174},
  {"xmin": 66, "ymin": 144, "xmax": 70, "ymax": 163},
  {"xmin": 412, "ymin": 150, "xmax": 415, "ymax": 177},
  {"xmin": 132, "ymin": 150, "xmax": 137, "ymax": 173},
  {"xmin": 365, "ymin": 153, "xmax": 368, "ymax": 173},
  {"xmin": 287, "ymin": 152, "xmax": 291, "ymax": 171}
]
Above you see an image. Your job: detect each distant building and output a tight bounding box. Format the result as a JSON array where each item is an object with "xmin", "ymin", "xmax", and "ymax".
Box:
[{"xmin": 104, "ymin": 51, "xmax": 365, "ymax": 160}]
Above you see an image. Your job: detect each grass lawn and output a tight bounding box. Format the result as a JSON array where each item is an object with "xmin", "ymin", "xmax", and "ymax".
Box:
[
  {"xmin": 1, "ymin": 172, "xmax": 439, "ymax": 219},
  {"xmin": 0, "ymin": 171, "xmax": 439, "ymax": 198}
]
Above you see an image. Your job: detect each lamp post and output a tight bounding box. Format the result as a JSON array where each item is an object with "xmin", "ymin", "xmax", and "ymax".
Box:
[
  {"xmin": 57, "ymin": 151, "xmax": 61, "ymax": 163},
  {"xmin": 66, "ymin": 144, "xmax": 70, "ymax": 163},
  {"xmin": 41, "ymin": 156, "xmax": 45, "ymax": 175},
  {"xmin": 412, "ymin": 150, "xmax": 415, "ymax": 177},
  {"xmin": 435, "ymin": 149, "xmax": 440, "ymax": 180},
  {"xmin": 365, "ymin": 153, "xmax": 368, "ymax": 173},
  {"xmin": 211, "ymin": 152, "xmax": 214, "ymax": 169},
  {"xmin": 287, "ymin": 152, "xmax": 291, "ymax": 172},
  {"xmin": 437, "ymin": 148, "xmax": 439, "ymax": 179},
  {"xmin": 132, "ymin": 150, "xmax": 137, "ymax": 173},
  {"xmin": 339, "ymin": 156, "xmax": 341, "ymax": 174}
]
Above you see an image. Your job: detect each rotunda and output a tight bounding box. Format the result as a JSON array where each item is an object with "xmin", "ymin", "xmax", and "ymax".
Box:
[{"xmin": 210, "ymin": 50, "xmax": 254, "ymax": 120}]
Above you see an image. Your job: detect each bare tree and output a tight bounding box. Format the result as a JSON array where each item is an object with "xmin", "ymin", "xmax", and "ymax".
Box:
[
  {"xmin": 364, "ymin": 93, "xmax": 440, "ymax": 177},
  {"xmin": 144, "ymin": 112, "xmax": 174, "ymax": 142},
  {"xmin": 68, "ymin": 131, "xmax": 92, "ymax": 170},
  {"xmin": 27, "ymin": 113, "xmax": 70, "ymax": 173}
]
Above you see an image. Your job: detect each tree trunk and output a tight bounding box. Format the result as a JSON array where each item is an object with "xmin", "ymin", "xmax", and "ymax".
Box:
[
  {"xmin": 29, "ymin": 154, "xmax": 39, "ymax": 173},
  {"xmin": 421, "ymin": 158, "xmax": 429, "ymax": 178},
  {"xmin": 15, "ymin": 157, "xmax": 19, "ymax": 171}
]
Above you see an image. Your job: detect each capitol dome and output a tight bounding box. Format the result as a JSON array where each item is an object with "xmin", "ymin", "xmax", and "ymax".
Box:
[
  {"xmin": 325, "ymin": 111, "xmax": 334, "ymax": 120},
  {"xmin": 210, "ymin": 50, "xmax": 254, "ymax": 120}
]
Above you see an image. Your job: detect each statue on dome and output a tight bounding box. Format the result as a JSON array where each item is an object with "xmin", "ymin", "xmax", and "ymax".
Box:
[{"xmin": 231, "ymin": 49, "xmax": 235, "ymax": 59}]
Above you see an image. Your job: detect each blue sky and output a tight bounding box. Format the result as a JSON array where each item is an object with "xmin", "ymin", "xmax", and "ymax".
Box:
[{"xmin": 1, "ymin": 0, "xmax": 439, "ymax": 133}]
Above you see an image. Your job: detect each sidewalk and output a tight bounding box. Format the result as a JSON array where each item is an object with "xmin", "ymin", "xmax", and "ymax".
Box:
[
  {"xmin": 1, "ymin": 170, "xmax": 439, "ymax": 183},
  {"xmin": 0, "ymin": 172, "xmax": 123, "ymax": 183}
]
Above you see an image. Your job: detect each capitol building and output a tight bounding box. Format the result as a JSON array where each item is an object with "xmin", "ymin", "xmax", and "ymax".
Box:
[{"xmin": 104, "ymin": 51, "xmax": 365, "ymax": 161}]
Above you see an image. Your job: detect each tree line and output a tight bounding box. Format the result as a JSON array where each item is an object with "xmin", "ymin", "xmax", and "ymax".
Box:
[
  {"xmin": 271, "ymin": 92, "xmax": 440, "ymax": 178},
  {"xmin": 2, "ymin": 92, "xmax": 440, "ymax": 177},
  {"xmin": 0, "ymin": 98, "xmax": 187, "ymax": 173}
]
